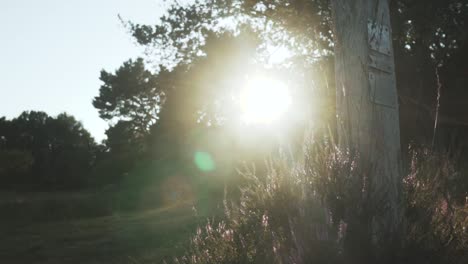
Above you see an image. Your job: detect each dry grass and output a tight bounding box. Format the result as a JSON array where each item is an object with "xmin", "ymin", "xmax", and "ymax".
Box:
[{"xmin": 0, "ymin": 192, "xmax": 196, "ymax": 264}]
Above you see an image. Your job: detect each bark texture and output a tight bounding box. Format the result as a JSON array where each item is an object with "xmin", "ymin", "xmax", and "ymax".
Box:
[{"xmin": 330, "ymin": 0, "xmax": 402, "ymax": 257}]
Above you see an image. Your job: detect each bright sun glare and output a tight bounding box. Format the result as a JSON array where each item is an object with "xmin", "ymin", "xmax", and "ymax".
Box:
[{"xmin": 240, "ymin": 77, "xmax": 292, "ymax": 125}]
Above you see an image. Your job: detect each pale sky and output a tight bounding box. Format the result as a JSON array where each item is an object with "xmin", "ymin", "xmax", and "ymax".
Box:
[{"xmin": 0, "ymin": 0, "xmax": 165, "ymax": 142}]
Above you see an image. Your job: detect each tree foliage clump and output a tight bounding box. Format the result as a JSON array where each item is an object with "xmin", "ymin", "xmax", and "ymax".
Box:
[
  {"xmin": 93, "ymin": 58, "xmax": 167, "ymax": 137},
  {"xmin": 0, "ymin": 111, "xmax": 97, "ymax": 190},
  {"xmin": 125, "ymin": 0, "xmax": 468, "ymax": 148}
]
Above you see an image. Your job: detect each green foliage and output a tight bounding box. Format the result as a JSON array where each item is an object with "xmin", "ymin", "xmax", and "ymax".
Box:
[
  {"xmin": 127, "ymin": 0, "xmax": 333, "ymax": 67},
  {"xmin": 92, "ymin": 59, "xmax": 170, "ymax": 178},
  {"xmin": 93, "ymin": 58, "xmax": 165, "ymax": 135},
  {"xmin": 0, "ymin": 149, "xmax": 34, "ymax": 187},
  {"xmin": 128, "ymin": 0, "xmax": 467, "ymax": 66},
  {"xmin": 0, "ymin": 111, "xmax": 97, "ymax": 190},
  {"xmin": 391, "ymin": 0, "xmax": 468, "ymax": 64}
]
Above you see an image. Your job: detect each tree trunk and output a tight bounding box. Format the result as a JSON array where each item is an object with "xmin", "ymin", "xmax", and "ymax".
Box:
[{"xmin": 330, "ymin": 0, "xmax": 402, "ymax": 259}]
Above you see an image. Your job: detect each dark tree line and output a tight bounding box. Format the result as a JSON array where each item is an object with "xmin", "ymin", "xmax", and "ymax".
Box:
[{"xmin": 0, "ymin": 111, "xmax": 97, "ymax": 190}]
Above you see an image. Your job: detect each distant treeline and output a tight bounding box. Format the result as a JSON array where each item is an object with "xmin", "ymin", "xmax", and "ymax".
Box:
[{"xmin": 0, "ymin": 112, "xmax": 97, "ymax": 190}]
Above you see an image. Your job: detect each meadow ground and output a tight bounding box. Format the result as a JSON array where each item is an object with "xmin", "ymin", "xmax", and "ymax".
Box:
[{"xmin": 0, "ymin": 191, "xmax": 200, "ymax": 264}]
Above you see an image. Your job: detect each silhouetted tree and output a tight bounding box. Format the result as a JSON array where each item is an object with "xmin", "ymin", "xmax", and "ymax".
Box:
[
  {"xmin": 127, "ymin": 0, "xmax": 468, "ymax": 148},
  {"xmin": 0, "ymin": 111, "xmax": 97, "ymax": 190},
  {"xmin": 93, "ymin": 58, "xmax": 166, "ymax": 136}
]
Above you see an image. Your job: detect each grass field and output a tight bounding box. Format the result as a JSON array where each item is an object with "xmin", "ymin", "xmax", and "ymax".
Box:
[{"xmin": 0, "ymin": 191, "xmax": 203, "ymax": 264}]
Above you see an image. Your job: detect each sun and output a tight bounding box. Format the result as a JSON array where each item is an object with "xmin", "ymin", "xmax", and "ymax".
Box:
[{"xmin": 239, "ymin": 76, "xmax": 292, "ymax": 125}]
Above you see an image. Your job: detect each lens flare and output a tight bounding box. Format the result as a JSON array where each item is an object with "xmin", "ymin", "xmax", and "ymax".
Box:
[
  {"xmin": 194, "ymin": 151, "xmax": 216, "ymax": 172},
  {"xmin": 240, "ymin": 77, "xmax": 291, "ymax": 124}
]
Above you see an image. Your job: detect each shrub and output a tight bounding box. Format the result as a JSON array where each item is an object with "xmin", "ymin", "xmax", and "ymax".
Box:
[
  {"xmin": 403, "ymin": 147, "xmax": 468, "ymax": 263},
  {"xmin": 168, "ymin": 139, "xmax": 468, "ymax": 264},
  {"xmin": 170, "ymin": 142, "xmax": 345, "ymax": 263}
]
